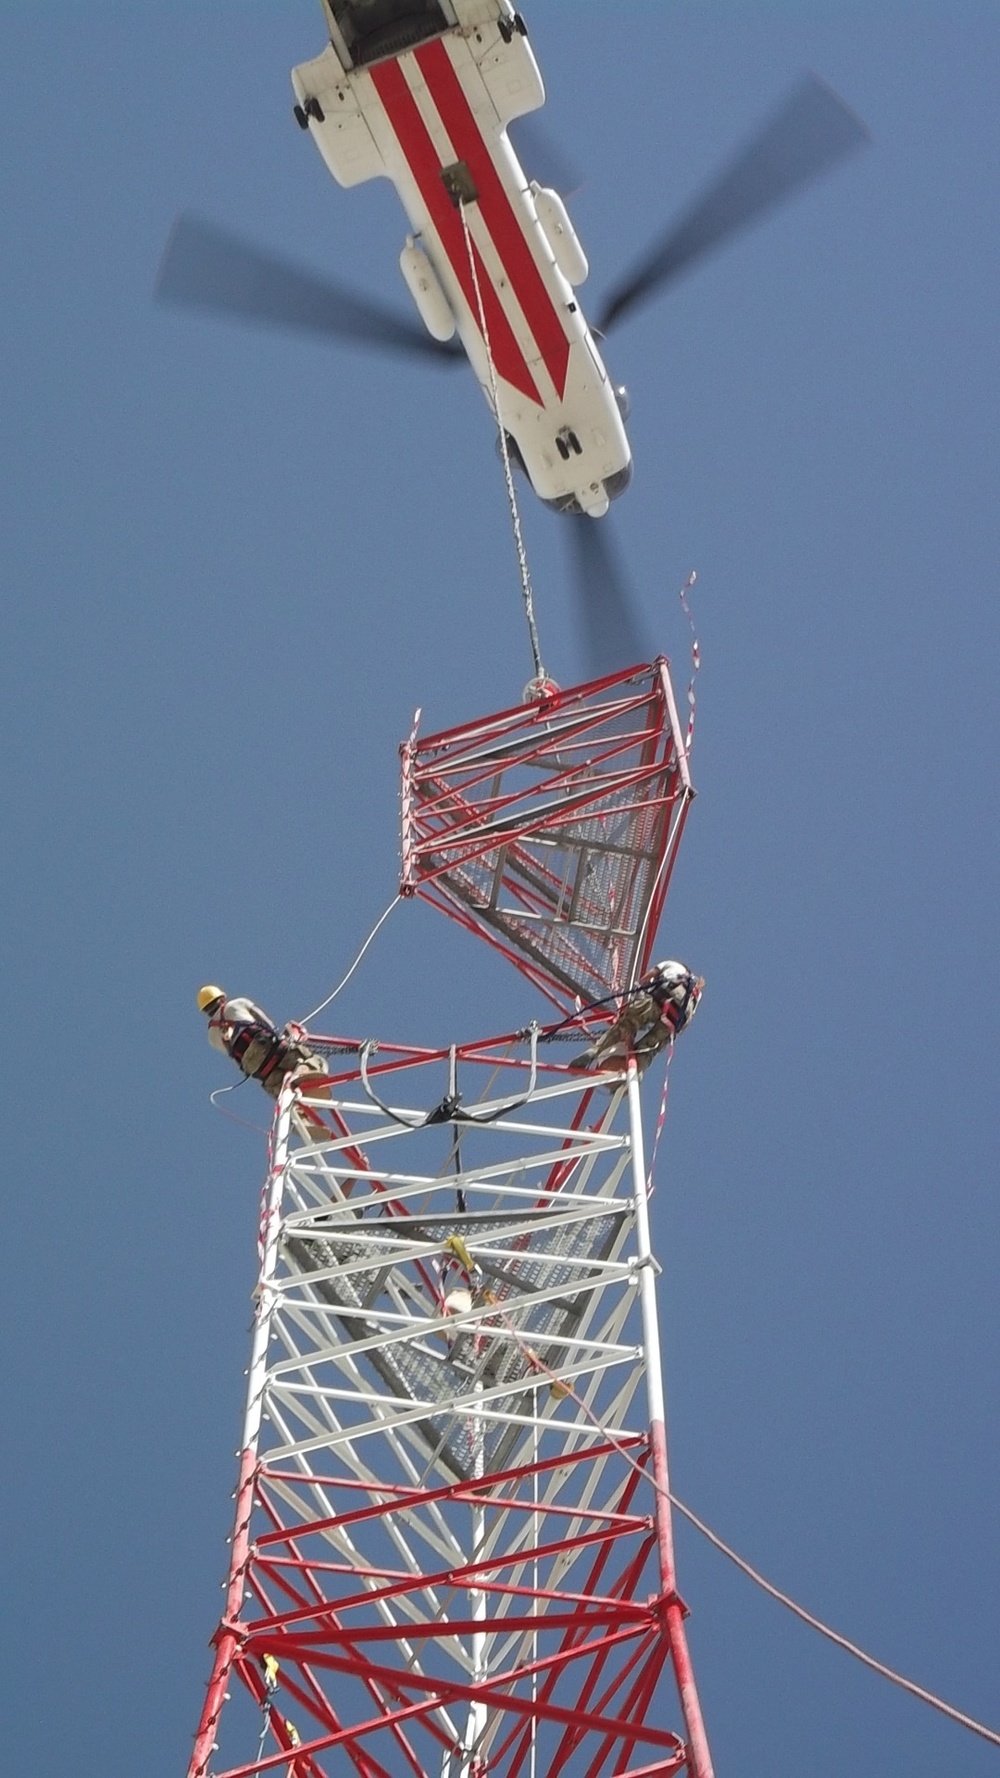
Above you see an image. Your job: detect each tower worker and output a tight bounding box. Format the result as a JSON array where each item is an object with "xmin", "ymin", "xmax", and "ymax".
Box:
[
  {"xmin": 571, "ymin": 960, "xmax": 704, "ymax": 1075},
  {"xmin": 197, "ymin": 986, "xmax": 328, "ymax": 1100}
]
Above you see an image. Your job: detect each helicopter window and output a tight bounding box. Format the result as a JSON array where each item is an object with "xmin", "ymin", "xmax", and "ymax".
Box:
[{"xmin": 328, "ymin": 0, "xmax": 450, "ymax": 69}]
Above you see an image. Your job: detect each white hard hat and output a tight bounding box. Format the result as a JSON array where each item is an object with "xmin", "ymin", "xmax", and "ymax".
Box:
[{"xmin": 654, "ymin": 959, "xmax": 689, "ymax": 981}]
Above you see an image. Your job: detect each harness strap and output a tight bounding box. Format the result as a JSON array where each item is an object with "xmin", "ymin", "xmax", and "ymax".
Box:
[
  {"xmin": 255, "ymin": 1044, "xmax": 285, "ymax": 1082},
  {"xmin": 652, "ymin": 974, "xmax": 697, "ymax": 1034},
  {"xmin": 228, "ymin": 1023, "xmax": 283, "ymax": 1079}
]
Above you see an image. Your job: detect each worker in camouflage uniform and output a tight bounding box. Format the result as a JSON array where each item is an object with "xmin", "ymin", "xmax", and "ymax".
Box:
[{"xmin": 571, "ymin": 960, "xmax": 703, "ymax": 1075}]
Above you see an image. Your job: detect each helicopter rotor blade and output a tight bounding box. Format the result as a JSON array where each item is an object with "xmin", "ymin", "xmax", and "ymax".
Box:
[
  {"xmin": 568, "ymin": 516, "xmax": 653, "ymax": 678},
  {"xmin": 156, "ymin": 213, "xmax": 463, "ymax": 362},
  {"xmin": 598, "ymin": 74, "xmax": 870, "ymax": 333}
]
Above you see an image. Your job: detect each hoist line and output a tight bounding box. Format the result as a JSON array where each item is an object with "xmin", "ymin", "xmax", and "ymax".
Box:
[{"xmin": 458, "ymin": 200, "xmax": 545, "ymax": 683}]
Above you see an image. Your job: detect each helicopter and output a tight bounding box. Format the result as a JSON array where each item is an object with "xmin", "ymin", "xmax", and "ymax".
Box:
[{"xmin": 157, "ymin": 0, "xmax": 868, "ymax": 657}]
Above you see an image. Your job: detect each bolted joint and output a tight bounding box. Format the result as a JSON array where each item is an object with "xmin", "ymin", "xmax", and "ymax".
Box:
[{"xmin": 654, "ymin": 1586, "xmax": 691, "ymax": 1622}]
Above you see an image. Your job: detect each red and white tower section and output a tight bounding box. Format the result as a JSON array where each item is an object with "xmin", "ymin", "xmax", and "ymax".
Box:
[{"xmin": 188, "ymin": 663, "xmax": 714, "ymax": 1778}]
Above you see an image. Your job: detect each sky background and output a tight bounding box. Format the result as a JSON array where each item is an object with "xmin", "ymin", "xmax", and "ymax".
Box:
[{"xmin": 0, "ymin": 2, "xmax": 997, "ymax": 1773}]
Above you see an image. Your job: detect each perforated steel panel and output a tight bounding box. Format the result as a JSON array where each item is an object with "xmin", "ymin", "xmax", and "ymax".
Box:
[
  {"xmin": 287, "ymin": 1203, "xmax": 626, "ymax": 1479},
  {"xmin": 401, "ymin": 662, "xmax": 694, "ymax": 1008}
]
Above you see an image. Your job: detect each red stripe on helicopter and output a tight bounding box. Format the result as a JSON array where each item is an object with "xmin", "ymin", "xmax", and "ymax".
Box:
[
  {"xmin": 370, "ymin": 58, "xmax": 543, "ymax": 405},
  {"xmin": 414, "ymin": 38, "xmax": 571, "ymax": 401}
]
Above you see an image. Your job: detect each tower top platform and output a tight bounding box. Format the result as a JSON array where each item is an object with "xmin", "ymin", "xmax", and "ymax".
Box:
[{"xmin": 400, "ymin": 659, "xmax": 694, "ymax": 1011}]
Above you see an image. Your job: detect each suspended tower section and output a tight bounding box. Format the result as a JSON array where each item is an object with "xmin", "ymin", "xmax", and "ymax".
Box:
[{"xmin": 188, "ymin": 662, "xmax": 713, "ymax": 1778}]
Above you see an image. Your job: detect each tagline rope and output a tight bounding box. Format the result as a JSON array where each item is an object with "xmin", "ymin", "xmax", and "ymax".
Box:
[{"xmin": 491, "ymin": 1320, "xmax": 1000, "ymax": 1753}]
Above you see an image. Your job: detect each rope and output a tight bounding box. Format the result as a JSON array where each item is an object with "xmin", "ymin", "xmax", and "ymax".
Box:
[
  {"xmin": 645, "ymin": 1043, "xmax": 673, "ymax": 1195},
  {"xmin": 252, "ymin": 1657, "xmax": 281, "ymax": 1774},
  {"xmin": 678, "ymin": 570, "xmax": 700, "ymax": 755},
  {"xmin": 208, "ymin": 1074, "xmax": 272, "ymax": 1138},
  {"xmin": 490, "ymin": 1324, "xmax": 1000, "ymax": 1753},
  {"xmin": 297, "ymin": 893, "xmax": 401, "ymax": 1028},
  {"xmin": 458, "ymin": 199, "xmax": 545, "ymax": 683},
  {"xmin": 538, "ymin": 983, "xmax": 646, "ymax": 1042},
  {"xmin": 665, "ymin": 1495, "xmax": 1000, "ymax": 1751}
]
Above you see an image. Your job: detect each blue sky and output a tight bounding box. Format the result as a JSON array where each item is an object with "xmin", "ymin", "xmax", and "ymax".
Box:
[{"xmin": 0, "ymin": 4, "xmax": 997, "ymax": 1774}]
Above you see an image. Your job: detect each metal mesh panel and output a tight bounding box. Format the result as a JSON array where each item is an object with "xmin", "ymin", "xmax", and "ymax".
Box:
[
  {"xmin": 283, "ymin": 1201, "xmax": 626, "ymax": 1480},
  {"xmin": 401, "ymin": 663, "xmax": 693, "ymax": 1006}
]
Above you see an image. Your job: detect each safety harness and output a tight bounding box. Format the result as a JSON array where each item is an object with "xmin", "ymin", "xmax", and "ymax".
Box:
[
  {"xmin": 647, "ymin": 970, "xmax": 700, "ymax": 1038},
  {"xmin": 219, "ymin": 1018, "xmax": 285, "ymax": 1084}
]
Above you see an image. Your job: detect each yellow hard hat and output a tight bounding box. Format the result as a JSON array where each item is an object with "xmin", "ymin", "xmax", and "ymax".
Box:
[{"xmin": 197, "ymin": 984, "xmax": 226, "ymax": 1014}]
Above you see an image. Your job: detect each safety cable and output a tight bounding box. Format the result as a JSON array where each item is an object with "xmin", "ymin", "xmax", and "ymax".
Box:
[
  {"xmin": 644, "ymin": 1042, "xmax": 673, "ymax": 1195},
  {"xmin": 297, "ymin": 893, "xmax": 401, "ymax": 1028},
  {"xmin": 208, "ymin": 1074, "xmax": 272, "ymax": 1138},
  {"xmin": 484, "ymin": 1309, "xmax": 1000, "ymax": 1753},
  {"xmin": 357, "ymin": 1026, "xmax": 541, "ymax": 1130},
  {"xmin": 458, "ymin": 199, "xmax": 546, "ymax": 684},
  {"xmin": 539, "ymin": 981, "xmax": 645, "ymax": 1041},
  {"xmin": 209, "ymin": 1076, "xmax": 249, "ymax": 1107},
  {"xmin": 252, "ymin": 1659, "xmax": 278, "ymax": 1774}
]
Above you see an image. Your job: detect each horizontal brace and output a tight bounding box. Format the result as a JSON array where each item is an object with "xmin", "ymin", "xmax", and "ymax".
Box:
[
  {"xmin": 266, "ymin": 1322, "xmax": 640, "ymax": 1382},
  {"xmin": 261, "ymin": 1390, "xmax": 643, "ymax": 1465},
  {"xmin": 257, "ymin": 1433, "xmax": 648, "ymax": 1523},
  {"xmin": 284, "ymin": 1199, "xmax": 631, "ymax": 1246},
  {"xmin": 265, "ymin": 1343, "xmax": 642, "ymax": 1434},
  {"xmin": 300, "ymin": 1069, "xmax": 630, "ymax": 1122},
  {"xmin": 281, "ymin": 1173, "xmax": 630, "ymax": 1217},
  {"xmin": 288, "ymin": 1112, "xmax": 628, "ymax": 1161},
  {"xmin": 243, "ymin": 1625, "xmax": 684, "ymax": 1754},
  {"xmin": 285, "ymin": 1605, "xmax": 650, "ymax": 1644},
  {"xmin": 278, "ymin": 1203, "xmax": 630, "ymax": 1263},
  {"xmin": 269, "ymin": 1274, "xmax": 638, "ymax": 1351},
  {"xmin": 255, "ymin": 1558, "xmax": 655, "ymax": 1625},
  {"xmin": 250, "ymin": 1523, "xmax": 652, "ymax": 1632}
]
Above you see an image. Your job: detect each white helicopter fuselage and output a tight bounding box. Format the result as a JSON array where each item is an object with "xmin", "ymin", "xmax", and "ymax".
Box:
[{"xmin": 292, "ymin": 0, "xmax": 631, "ymax": 517}]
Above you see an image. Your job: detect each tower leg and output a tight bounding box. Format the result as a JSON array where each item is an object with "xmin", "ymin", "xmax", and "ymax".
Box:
[{"xmin": 626, "ymin": 1058, "xmax": 714, "ymax": 1778}]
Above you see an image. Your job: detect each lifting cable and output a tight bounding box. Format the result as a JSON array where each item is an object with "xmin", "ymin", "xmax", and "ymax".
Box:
[{"xmin": 458, "ymin": 199, "xmax": 546, "ymax": 685}]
